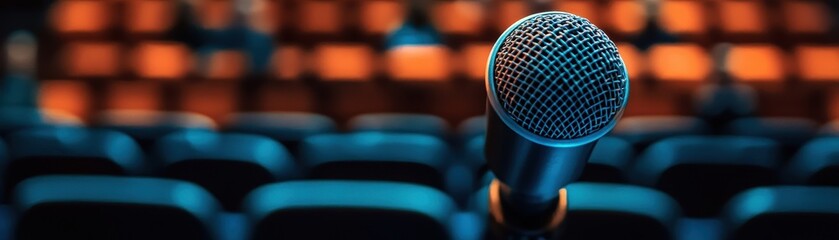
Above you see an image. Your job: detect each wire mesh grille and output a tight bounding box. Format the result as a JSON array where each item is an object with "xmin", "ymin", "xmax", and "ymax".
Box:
[{"xmin": 492, "ymin": 12, "xmax": 627, "ymax": 140}]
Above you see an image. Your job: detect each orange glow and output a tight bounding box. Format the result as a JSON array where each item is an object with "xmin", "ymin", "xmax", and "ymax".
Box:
[
  {"xmin": 727, "ymin": 45, "xmax": 785, "ymax": 83},
  {"xmin": 314, "ymin": 44, "xmax": 375, "ymax": 81},
  {"xmin": 300, "ymin": 1, "xmax": 341, "ymax": 34},
  {"xmin": 496, "ymin": 0, "xmax": 528, "ymax": 32},
  {"xmin": 272, "ymin": 46, "xmax": 304, "ymax": 81},
  {"xmin": 205, "ymin": 50, "xmax": 246, "ymax": 80},
  {"xmin": 659, "ymin": 0, "xmax": 707, "ymax": 35},
  {"xmin": 197, "ymin": 0, "xmax": 234, "ymax": 29},
  {"xmin": 718, "ymin": 1, "xmax": 767, "ymax": 34},
  {"xmin": 434, "ymin": 1, "xmax": 486, "ymax": 35},
  {"xmin": 126, "ymin": 0, "xmax": 175, "ymax": 34},
  {"xmin": 607, "ymin": 0, "xmax": 646, "ymax": 35},
  {"xmin": 782, "ymin": 1, "xmax": 829, "ymax": 34},
  {"xmin": 361, "ymin": 0, "xmax": 403, "ymax": 34},
  {"xmin": 386, "ymin": 45, "xmax": 452, "ymax": 82},
  {"xmin": 554, "ymin": 0, "xmax": 600, "ymax": 26},
  {"xmin": 795, "ymin": 46, "xmax": 839, "ymax": 82},
  {"xmin": 648, "ymin": 44, "xmax": 711, "ymax": 82},
  {"xmin": 616, "ymin": 43, "xmax": 644, "ymax": 80},
  {"xmin": 39, "ymin": 80, "xmax": 90, "ymax": 120},
  {"xmin": 488, "ymin": 180, "xmax": 567, "ymax": 231},
  {"xmin": 51, "ymin": 0, "xmax": 111, "ymax": 33},
  {"xmin": 63, "ymin": 42, "xmax": 121, "ymax": 77},
  {"xmin": 131, "ymin": 42, "xmax": 192, "ymax": 80},
  {"xmin": 104, "ymin": 81, "xmax": 161, "ymax": 110},
  {"xmin": 179, "ymin": 83, "xmax": 237, "ymax": 126},
  {"xmin": 461, "ymin": 43, "xmax": 493, "ymax": 81}
]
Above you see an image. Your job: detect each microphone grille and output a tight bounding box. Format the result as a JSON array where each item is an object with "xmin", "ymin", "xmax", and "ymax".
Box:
[{"xmin": 490, "ymin": 12, "xmax": 628, "ymax": 140}]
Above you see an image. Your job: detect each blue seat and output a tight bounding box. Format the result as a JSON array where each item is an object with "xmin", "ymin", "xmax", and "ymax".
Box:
[
  {"xmin": 580, "ymin": 137, "xmax": 635, "ymax": 183},
  {"xmin": 13, "ymin": 175, "xmax": 221, "ymax": 240},
  {"xmin": 469, "ymin": 182, "xmax": 681, "ymax": 240},
  {"xmin": 611, "ymin": 116, "xmax": 710, "ymax": 152},
  {"xmin": 470, "ymin": 137, "xmax": 635, "ymax": 184},
  {"xmin": 244, "ymin": 180, "xmax": 457, "ymax": 240},
  {"xmin": 349, "ymin": 113, "xmax": 449, "ymax": 138},
  {"xmin": 2, "ymin": 127, "xmax": 144, "ymax": 202},
  {"xmin": 726, "ymin": 117, "xmax": 817, "ymax": 157},
  {"xmin": 225, "ymin": 112, "xmax": 336, "ymax": 158},
  {"xmin": 0, "ymin": 107, "xmax": 44, "ymax": 136},
  {"xmin": 94, "ymin": 110, "xmax": 216, "ymax": 151},
  {"xmin": 786, "ymin": 137, "xmax": 839, "ymax": 186},
  {"xmin": 458, "ymin": 116, "xmax": 486, "ymax": 144},
  {"xmin": 301, "ymin": 132, "xmax": 449, "ymax": 189},
  {"xmin": 156, "ymin": 130, "xmax": 297, "ymax": 211},
  {"xmin": 723, "ymin": 186, "xmax": 839, "ymax": 240},
  {"xmin": 632, "ymin": 136, "xmax": 781, "ymax": 217}
]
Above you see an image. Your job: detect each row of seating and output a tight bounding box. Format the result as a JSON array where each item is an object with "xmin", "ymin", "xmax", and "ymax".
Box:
[
  {"xmin": 45, "ymin": 41, "xmax": 839, "ymax": 83},
  {"xmin": 2, "ymin": 111, "xmax": 839, "ymax": 214},
  {"xmin": 50, "ymin": 0, "xmax": 837, "ymax": 41},
  {"xmin": 3, "ymin": 175, "xmax": 839, "ymax": 240}
]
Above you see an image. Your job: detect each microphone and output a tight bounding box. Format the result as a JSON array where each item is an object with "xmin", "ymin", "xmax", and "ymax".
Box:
[{"xmin": 484, "ymin": 12, "xmax": 629, "ymax": 237}]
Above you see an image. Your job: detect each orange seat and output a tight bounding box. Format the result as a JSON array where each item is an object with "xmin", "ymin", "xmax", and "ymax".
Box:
[
  {"xmin": 313, "ymin": 44, "xmax": 375, "ymax": 81},
  {"xmin": 659, "ymin": 0, "xmax": 707, "ymax": 35},
  {"xmin": 615, "ymin": 43, "xmax": 644, "ymax": 80},
  {"xmin": 104, "ymin": 81, "xmax": 162, "ymax": 111},
  {"xmin": 495, "ymin": 0, "xmax": 529, "ymax": 32},
  {"xmin": 386, "ymin": 45, "xmax": 452, "ymax": 82},
  {"xmin": 606, "ymin": 0, "xmax": 646, "ymax": 35},
  {"xmin": 196, "ymin": 0, "xmax": 234, "ymax": 29},
  {"xmin": 554, "ymin": 0, "xmax": 600, "ymax": 26},
  {"xmin": 299, "ymin": 0, "xmax": 342, "ymax": 34},
  {"xmin": 648, "ymin": 44, "xmax": 711, "ymax": 82},
  {"xmin": 131, "ymin": 42, "xmax": 192, "ymax": 80},
  {"xmin": 461, "ymin": 43, "xmax": 493, "ymax": 81},
  {"xmin": 272, "ymin": 46, "xmax": 304, "ymax": 81},
  {"xmin": 203, "ymin": 50, "xmax": 246, "ymax": 80},
  {"xmin": 727, "ymin": 45, "xmax": 786, "ymax": 83},
  {"xmin": 717, "ymin": 0, "xmax": 767, "ymax": 35},
  {"xmin": 50, "ymin": 0, "xmax": 112, "ymax": 34},
  {"xmin": 781, "ymin": 1, "xmax": 830, "ymax": 34},
  {"xmin": 361, "ymin": 0, "xmax": 404, "ymax": 35},
  {"xmin": 434, "ymin": 1, "xmax": 486, "ymax": 36},
  {"xmin": 125, "ymin": 0, "xmax": 175, "ymax": 34},
  {"xmin": 795, "ymin": 46, "xmax": 839, "ymax": 82},
  {"xmin": 39, "ymin": 80, "xmax": 90, "ymax": 121},
  {"xmin": 179, "ymin": 83, "xmax": 238, "ymax": 126},
  {"xmin": 62, "ymin": 42, "xmax": 121, "ymax": 77}
]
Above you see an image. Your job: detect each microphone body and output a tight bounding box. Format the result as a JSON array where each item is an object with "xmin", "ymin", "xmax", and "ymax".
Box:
[
  {"xmin": 483, "ymin": 11, "xmax": 629, "ymax": 237},
  {"xmin": 485, "ymin": 106, "xmax": 595, "ymax": 208}
]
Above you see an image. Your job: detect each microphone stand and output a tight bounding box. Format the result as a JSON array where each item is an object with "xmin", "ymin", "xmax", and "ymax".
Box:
[{"xmin": 487, "ymin": 180, "xmax": 568, "ymax": 239}]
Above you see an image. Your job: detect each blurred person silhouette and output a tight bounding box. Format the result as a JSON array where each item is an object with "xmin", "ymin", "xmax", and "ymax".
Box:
[
  {"xmin": 1, "ymin": 31, "xmax": 39, "ymax": 108},
  {"xmin": 168, "ymin": 0, "xmax": 275, "ymax": 78},
  {"xmin": 630, "ymin": 0, "xmax": 678, "ymax": 50},
  {"xmin": 384, "ymin": 0, "xmax": 443, "ymax": 49},
  {"xmin": 693, "ymin": 43, "xmax": 757, "ymax": 132}
]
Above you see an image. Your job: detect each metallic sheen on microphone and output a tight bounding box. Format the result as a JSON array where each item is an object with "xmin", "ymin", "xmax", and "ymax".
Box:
[{"xmin": 485, "ymin": 11, "xmax": 629, "ymax": 209}]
